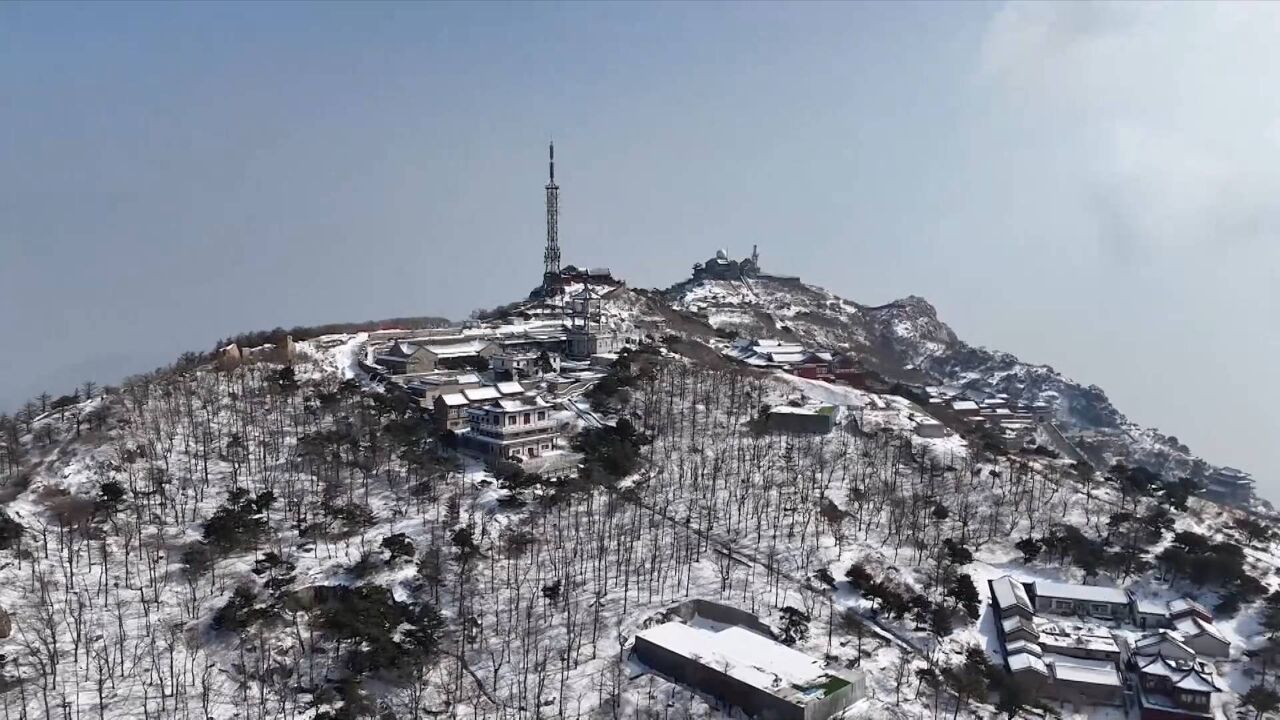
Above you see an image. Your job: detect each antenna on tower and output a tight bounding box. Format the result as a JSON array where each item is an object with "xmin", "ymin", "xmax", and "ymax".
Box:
[{"xmin": 543, "ymin": 141, "xmax": 562, "ymax": 287}]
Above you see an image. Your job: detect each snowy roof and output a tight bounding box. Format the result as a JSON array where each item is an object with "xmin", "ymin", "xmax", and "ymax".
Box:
[
  {"xmin": 494, "ymin": 397, "xmax": 551, "ymax": 412},
  {"xmin": 1173, "ymin": 670, "xmax": 1221, "ymax": 693},
  {"xmin": 496, "ymin": 381, "xmax": 525, "ymax": 396},
  {"xmin": 770, "ymin": 405, "xmax": 834, "ymax": 416},
  {"xmin": 462, "ymin": 387, "xmax": 501, "ymax": 402},
  {"xmin": 422, "ymin": 340, "xmax": 495, "ymax": 358},
  {"xmin": 1038, "ymin": 629, "xmax": 1119, "ymax": 655},
  {"xmin": 1004, "ymin": 640, "xmax": 1042, "ymax": 657},
  {"xmin": 636, "ymin": 622, "xmax": 832, "ymax": 693},
  {"xmin": 439, "ymin": 393, "xmax": 467, "ymax": 407},
  {"xmin": 1032, "ymin": 580, "xmax": 1128, "ymax": 605},
  {"xmin": 1137, "ymin": 656, "xmax": 1220, "ymax": 693},
  {"xmin": 1136, "ymin": 627, "xmax": 1192, "ymax": 655},
  {"xmin": 1173, "ymin": 616, "xmax": 1227, "ymax": 644},
  {"xmin": 1137, "ymin": 655, "xmax": 1185, "ymax": 679},
  {"xmin": 1131, "ymin": 596, "xmax": 1169, "ymax": 616},
  {"xmin": 766, "ymin": 352, "xmax": 808, "ymax": 364},
  {"xmin": 413, "ymin": 371, "xmax": 483, "ymax": 388},
  {"xmin": 1003, "ymin": 616, "xmax": 1038, "ymax": 635},
  {"xmin": 1167, "ymin": 598, "xmax": 1211, "ymax": 619},
  {"xmin": 990, "ymin": 576, "xmax": 1033, "ymax": 613},
  {"xmin": 1044, "ymin": 653, "xmax": 1121, "ymax": 687},
  {"xmin": 1006, "ymin": 651, "xmax": 1049, "ymax": 675},
  {"xmin": 951, "ymin": 400, "xmax": 979, "ymax": 412}
]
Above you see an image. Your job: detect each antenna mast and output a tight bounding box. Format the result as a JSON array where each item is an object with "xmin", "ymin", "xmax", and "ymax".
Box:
[{"xmin": 543, "ymin": 142, "xmax": 561, "ymax": 284}]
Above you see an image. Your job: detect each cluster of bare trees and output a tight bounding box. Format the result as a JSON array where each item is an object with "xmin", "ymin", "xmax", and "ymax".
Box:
[{"xmin": 0, "ymin": 346, "xmax": 1114, "ymax": 720}]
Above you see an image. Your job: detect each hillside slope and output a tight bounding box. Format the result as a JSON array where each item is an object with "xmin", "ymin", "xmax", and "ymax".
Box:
[
  {"xmin": 0, "ymin": 279, "xmax": 1274, "ymax": 720},
  {"xmin": 665, "ymin": 274, "xmax": 1242, "ymax": 495}
]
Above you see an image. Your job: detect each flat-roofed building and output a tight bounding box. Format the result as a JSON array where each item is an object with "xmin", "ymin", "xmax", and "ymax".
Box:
[
  {"xmin": 1037, "ymin": 628, "xmax": 1122, "ymax": 663},
  {"xmin": 766, "ymin": 405, "xmax": 837, "ymax": 435},
  {"xmin": 633, "ymin": 621, "xmax": 865, "ymax": 720},
  {"xmin": 1131, "ymin": 595, "xmax": 1171, "ymax": 630},
  {"xmin": 914, "ymin": 419, "xmax": 947, "ymax": 438},
  {"xmin": 491, "ymin": 350, "xmax": 559, "ymax": 379}
]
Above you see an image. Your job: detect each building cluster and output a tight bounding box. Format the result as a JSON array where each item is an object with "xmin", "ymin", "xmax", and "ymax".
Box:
[
  {"xmin": 919, "ymin": 385, "xmax": 1052, "ymax": 450},
  {"xmin": 1200, "ymin": 466, "xmax": 1255, "ymax": 506},
  {"xmin": 990, "ymin": 576, "xmax": 1228, "ymax": 719},
  {"xmin": 359, "ymin": 286, "xmax": 642, "ymax": 473},
  {"xmin": 691, "ymin": 246, "xmax": 762, "ymax": 281},
  {"xmin": 632, "ymin": 602, "xmax": 864, "ymax": 720},
  {"xmin": 724, "ymin": 337, "xmax": 875, "ymax": 387}
]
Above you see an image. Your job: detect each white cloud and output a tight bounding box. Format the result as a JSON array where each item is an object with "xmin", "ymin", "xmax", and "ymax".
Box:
[{"xmin": 980, "ymin": 1, "xmax": 1280, "ymax": 252}]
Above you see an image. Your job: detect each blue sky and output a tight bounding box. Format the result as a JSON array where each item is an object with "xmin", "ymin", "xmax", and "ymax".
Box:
[{"xmin": 3, "ymin": 2, "xmax": 1278, "ymax": 500}]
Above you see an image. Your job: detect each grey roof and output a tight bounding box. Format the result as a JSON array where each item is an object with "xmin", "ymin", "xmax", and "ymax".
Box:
[
  {"xmin": 1173, "ymin": 616, "xmax": 1228, "ymax": 644},
  {"xmin": 1133, "ymin": 630, "xmax": 1195, "ymax": 658},
  {"xmin": 1167, "ymin": 597, "xmax": 1212, "ymax": 619}
]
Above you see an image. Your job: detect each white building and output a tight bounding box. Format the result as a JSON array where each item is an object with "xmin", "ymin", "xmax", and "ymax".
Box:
[
  {"xmin": 491, "ymin": 350, "xmax": 559, "ymax": 378},
  {"xmin": 914, "ymin": 419, "xmax": 947, "ymax": 438},
  {"xmin": 466, "ymin": 396, "xmax": 560, "ymax": 461}
]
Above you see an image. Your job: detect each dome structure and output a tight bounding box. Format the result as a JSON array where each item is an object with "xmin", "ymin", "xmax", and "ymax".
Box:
[{"xmin": 715, "ymin": 249, "xmax": 728, "ymax": 261}]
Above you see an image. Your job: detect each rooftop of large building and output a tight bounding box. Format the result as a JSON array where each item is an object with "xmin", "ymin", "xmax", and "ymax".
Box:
[
  {"xmin": 635, "ymin": 621, "xmax": 855, "ymax": 705},
  {"xmin": 1032, "ymin": 580, "xmax": 1129, "ymax": 606}
]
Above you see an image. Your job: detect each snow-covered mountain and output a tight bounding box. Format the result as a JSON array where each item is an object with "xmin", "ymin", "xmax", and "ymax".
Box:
[
  {"xmin": 664, "ymin": 274, "xmax": 1236, "ymax": 490},
  {"xmin": 0, "ymin": 268, "xmax": 1272, "ymax": 720}
]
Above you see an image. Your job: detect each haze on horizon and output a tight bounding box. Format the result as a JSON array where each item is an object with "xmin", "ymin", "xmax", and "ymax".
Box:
[{"xmin": 2, "ymin": 2, "xmax": 1278, "ymax": 501}]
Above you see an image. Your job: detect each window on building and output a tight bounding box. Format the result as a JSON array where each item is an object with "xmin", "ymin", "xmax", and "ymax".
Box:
[
  {"xmin": 537, "ymin": 411, "xmax": 546, "ymax": 421},
  {"xmin": 507, "ymin": 415, "xmax": 516, "ymax": 426},
  {"xmin": 1053, "ymin": 600, "xmax": 1074, "ymax": 611},
  {"xmin": 523, "ymin": 413, "xmax": 531, "ymax": 425},
  {"xmin": 1090, "ymin": 603, "xmax": 1111, "ymax": 615}
]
